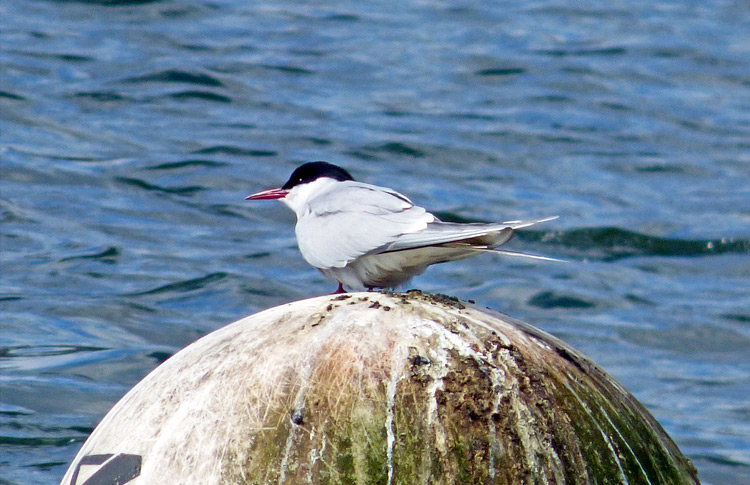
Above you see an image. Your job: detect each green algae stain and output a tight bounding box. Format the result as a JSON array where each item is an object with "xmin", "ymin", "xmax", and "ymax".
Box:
[
  {"xmin": 334, "ymin": 437, "xmax": 356, "ymax": 485},
  {"xmin": 390, "ymin": 377, "xmax": 437, "ymax": 483}
]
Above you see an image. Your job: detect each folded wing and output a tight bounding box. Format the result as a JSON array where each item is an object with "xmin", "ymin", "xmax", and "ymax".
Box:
[
  {"xmin": 295, "ymin": 181, "xmax": 435, "ymax": 269},
  {"xmin": 383, "ymin": 216, "xmax": 557, "ymax": 253},
  {"xmin": 296, "ymin": 180, "xmax": 559, "ymax": 270}
]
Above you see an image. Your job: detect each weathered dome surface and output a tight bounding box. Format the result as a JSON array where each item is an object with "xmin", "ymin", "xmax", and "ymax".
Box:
[{"xmin": 62, "ymin": 291, "xmax": 699, "ymax": 484}]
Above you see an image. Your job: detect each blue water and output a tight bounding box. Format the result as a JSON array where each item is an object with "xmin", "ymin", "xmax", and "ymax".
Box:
[{"xmin": 1, "ymin": 1, "xmax": 749, "ymax": 483}]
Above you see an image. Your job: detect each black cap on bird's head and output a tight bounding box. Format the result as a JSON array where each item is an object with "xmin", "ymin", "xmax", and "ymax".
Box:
[
  {"xmin": 281, "ymin": 161, "xmax": 354, "ymax": 190},
  {"xmin": 246, "ymin": 161, "xmax": 354, "ymax": 200}
]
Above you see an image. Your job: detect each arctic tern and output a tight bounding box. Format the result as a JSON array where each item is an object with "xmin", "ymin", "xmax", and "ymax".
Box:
[{"xmin": 247, "ymin": 161, "xmax": 559, "ymax": 293}]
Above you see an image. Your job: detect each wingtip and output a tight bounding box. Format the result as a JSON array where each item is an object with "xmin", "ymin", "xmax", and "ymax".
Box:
[
  {"xmin": 502, "ymin": 215, "xmax": 559, "ymax": 229},
  {"xmin": 493, "ymin": 249, "xmax": 567, "ymax": 262}
]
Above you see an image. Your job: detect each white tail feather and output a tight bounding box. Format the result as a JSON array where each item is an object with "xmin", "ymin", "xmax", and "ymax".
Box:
[
  {"xmin": 503, "ymin": 215, "xmax": 559, "ymax": 229},
  {"xmin": 442, "ymin": 243, "xmax": 565, "ymax": 262},
  {"xmin": 491, "ymin": 248, "xmax": 566, "ymax": 262}
]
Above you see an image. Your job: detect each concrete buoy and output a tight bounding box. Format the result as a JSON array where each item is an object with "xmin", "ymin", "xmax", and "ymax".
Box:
[{"xmin": 62, "ymin": 291, "xmax": 699, "ymax": 484}]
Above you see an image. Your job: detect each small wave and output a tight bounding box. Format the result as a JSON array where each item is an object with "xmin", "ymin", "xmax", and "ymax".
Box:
[
  {"xmin": 192, "ymin": 146, "xmax": 278, "ymax": 157},
  {"xmin": 124, "ymin": 69, "xmax": 223, "ymax": 87},
  {"xmin": 147, "ymin": 159, "xmax": 228, "ymax": 170},
  {"xmin": 115, "ymin": 177, "xmax": 204, "ymax": 196},
  {"xmin": 618, "ymin": 324, "xmax": 750, "ymax": 361},
  {"xmin": 721, "ymin": 313, "xmax": 750, "ymax": 324},
  {"xmin": 204, "ymin": 203, "xmax": 247, "ymax": 219},
  {"xmin": 0, "ymin": 90, "xmax": 26, "ymax": 101},
  {"xmin": 536, "ymin": 46, "xmax": 627, "ymax": 57},
  {"xmin": 362, "ymin": 142, "xmax": 426, "ymax": 158},
  {"xmin": 167, "ymin": 90, "xmax": 231, "ymax": 103},
  {"xmin": 475, "ymin": 67, "xmax": 526, "ymax": 77},
  {"xmin": 148, "ymin": 351, "xmax": 173, "ymax": 364},
  {"xmin": 124, "ymin": 272, "xmax": 229, "ymax": 297},
  {"xmin": 20, "ymin": 51, "xmax": 94, "ymax": 62},
  {"xmin": 0, "ymin": 435, "xmax": 81, "ymax": 447},
  {"xmin": 0, "ymin": 403, "xmax": 33, "ymax": 416},
  {"xmin": 74, "ymin": 91, "xmax": 131, "ymax": 102},
  {"xmin": 60, "ymin": 246, "xmax": 120, "ymax": 263},
  {"xmin": 0, "ymin": 345, "xmax": 107, "ymax": 359},
  {"xmin": 528, "ymin": 291, "xmax": 596, "ymax": 309},
  {"xmin": 261, "ymin": 64, "xmax": 314, "ymax": 75},
  {"xmin": 519, "ymin": 227, "xmax": 749, "ymax": 261},
  {"xmin": 323, "ymin": 13, "xmax": 360, "ymax": 22},
  {"xmin": 56, "ymin": 0, "xmax": 162, "ymax": 5}
]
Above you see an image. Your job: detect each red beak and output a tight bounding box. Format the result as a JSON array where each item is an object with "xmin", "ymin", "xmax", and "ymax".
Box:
[{"xmin": 245, "ymin": 187, "xmax": 288, "ymax": 200}]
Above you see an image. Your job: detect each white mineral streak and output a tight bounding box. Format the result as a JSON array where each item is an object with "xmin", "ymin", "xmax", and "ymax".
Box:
[
  {"xmin": 385, "ymin": 362, "xmax": 399, "ymax": 485},
  {"xmin": 598, "ymin": 405, "xmax": 651, "ymax": 484},
  {"xmin": 487, "ymin": 364, "xmax": 504, "ymax": 479},
  {"xmin": 563, "ymin": 379, "xmax": 628, "ymax": 484},
  {"xmin": 306, "ymin": 430, "xmax": 325, "ymax": 484},
  {"xmin": 278, "ymin": 373, "xmax": 311, "ymax": 483}
]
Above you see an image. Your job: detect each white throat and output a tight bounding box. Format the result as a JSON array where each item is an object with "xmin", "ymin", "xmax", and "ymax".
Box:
[{"xmin": 282, "ymin": 177, "xmax": 341, "ymax": 218}]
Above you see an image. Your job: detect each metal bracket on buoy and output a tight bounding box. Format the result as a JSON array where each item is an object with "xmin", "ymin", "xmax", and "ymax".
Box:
[{"xmin": 68, "ymin": 453, "xmax": 141, "ymax": 485}]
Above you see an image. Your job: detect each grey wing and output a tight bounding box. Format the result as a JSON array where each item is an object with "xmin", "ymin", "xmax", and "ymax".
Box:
[
  {"xmin": 383, "ymin": 216, "xmax": 559, "ymax": 252},
  {"xmin": 295, "ymin": 182, "xmax": 436, "ymax": 269}
]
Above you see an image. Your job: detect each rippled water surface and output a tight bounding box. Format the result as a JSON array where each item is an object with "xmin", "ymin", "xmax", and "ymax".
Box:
[{"xmin": 2, "ymin": 1, "xmax": 749, "ymax": 483}]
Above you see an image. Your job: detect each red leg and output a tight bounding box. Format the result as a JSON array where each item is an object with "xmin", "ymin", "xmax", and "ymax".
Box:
[{"xmin": 331, "ymin": 282, "xmax": 346, "ymax": 294}]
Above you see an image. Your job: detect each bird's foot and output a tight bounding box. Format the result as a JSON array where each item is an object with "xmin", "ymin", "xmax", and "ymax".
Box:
[{"xmin": 331, "ymin": 282, "xmax": 346, "ymax": 294}]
